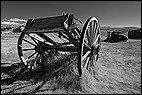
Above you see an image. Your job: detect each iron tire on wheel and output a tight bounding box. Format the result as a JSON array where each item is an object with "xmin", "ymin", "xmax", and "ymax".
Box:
[{"xmin": 78, "ymin": 17, "xmax": 101, "ymax": 77}]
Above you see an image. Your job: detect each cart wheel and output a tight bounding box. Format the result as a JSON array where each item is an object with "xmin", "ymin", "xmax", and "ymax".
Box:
[
  {"xmin": 17, "ymin": 32, "xmax": 52, "ymax": 70},
  {"xmin": 78, "ymin": 17, "xmax": 101, "ymax": 77}
]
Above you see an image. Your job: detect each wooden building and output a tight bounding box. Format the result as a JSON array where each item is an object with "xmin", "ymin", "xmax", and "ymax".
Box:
[{"xmin": 128, "ymin": 28, "xmax": 141, "ymax": 39}]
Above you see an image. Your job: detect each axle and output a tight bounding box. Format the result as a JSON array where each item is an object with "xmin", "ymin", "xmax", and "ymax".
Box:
[
  {"xmin": 55, "ymin": 45, "xmax": 78, "ymax": 52},
  {"xmin": 42, "ymin": 43, "xmax": 78, "ymax": 52}
]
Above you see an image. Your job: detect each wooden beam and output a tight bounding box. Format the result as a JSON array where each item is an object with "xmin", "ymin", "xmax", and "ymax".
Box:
[{"xmin": 24, "ymin": 24, "xmax": 78, "ymax": 33}]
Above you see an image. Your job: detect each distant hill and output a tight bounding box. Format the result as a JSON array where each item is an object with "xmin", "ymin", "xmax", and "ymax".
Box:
[
  {"xmin": 101, "ymin": 26, "xmax": 140, "ymax": 32},
  {"xmin": 1, "ymin": 18, "xmax": 27, "ymax": 34},
  {"xmin": 1, "ymin": 18, "xmax": 27, "ymax": 28}
]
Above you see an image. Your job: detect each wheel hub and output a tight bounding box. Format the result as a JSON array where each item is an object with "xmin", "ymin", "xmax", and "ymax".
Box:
[
  {"xmin": 91, "ymin": 45, "xmax": 97, "ymax": 54},
  {"xmin": 34, "ymin": 44, "xmax": 45, "ymax": 53},
  {"xmin": 91, "ymin": 45, "xmax": 99, "ymax": 61},
  {"xmin": 90, "ymin": 45, "xmax": 98, "ymax": 59}
]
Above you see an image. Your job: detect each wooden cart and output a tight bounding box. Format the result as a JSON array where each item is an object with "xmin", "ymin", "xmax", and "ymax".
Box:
[{"xmin": 17, "ymin": 13, "xmax": 101, "ymax": 77}]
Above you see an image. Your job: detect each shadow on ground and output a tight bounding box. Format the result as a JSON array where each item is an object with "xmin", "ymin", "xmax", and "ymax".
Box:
[
  {"xmin": 1, "ymin": 54, "xmax": 82, "ymax": 94},
  {"xmin": 1, "ymin": 61, "xmax": 61, "ymax": 86}
]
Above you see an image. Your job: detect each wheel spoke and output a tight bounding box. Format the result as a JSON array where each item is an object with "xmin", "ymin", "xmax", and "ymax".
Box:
[
  {"xmin": 86, "ymin": 29, "xmax": 91, "ymax": 46},
  {"xmin": 91, "ymin": 21, "xmax": 96, "ymax": 44},
  {"xmin": 85, "ymin": 55, "xmax": 94, "ymax": 72},
  {"xmin": 31, "ymin": 53, "xmax": 40, "ymax": 68},
  {"xmin": 90, "ymin": 22, "xmax": 93, "ymax": 42},
  {"xmin": 92, "ymin": 21, "xmax": 96, "ymax": 43},
  {"xmin": 95, "ymin": 43, "xmax": 100, "ymax": 49},
  {"xmin": 93, "ymin": 54, "xmax": 97, "ymax": 62},
  {"xmin": 31, "ymin": 37, "xmax": 38, "ymax": 45},
  {"xmin": 27, "ymin": 51, "xmax": 37, "ymax": 60},
  {"xmin": 83, "ymin": 56, "xmax": 90, "ymax": 70},
  {"xmin": 84, "ymin": 41, "xmax": 91, "ymax": 50},
  {"xmin": 92, "ymin": 21, "xmax": 96, "ymax": 35},
  {"xmin": 23, "ymin": 38, "xmax": 36, "ymax": 46},
  {"xmin": 26, "ymin": 33, "xmax": 39, "ymax": 45},
  {"xmin": 90, "ymin": 56, "xmax": 95, "ymax": 67},
  {"xmin": 24, "ymin": 51, "xmax": 37, "ymax": 64},
  {"xmin": 89, "ymin": 56, "xmax": 95, "ymax": 75},
  {"xmin": 94, "ymin": 24, "xmax": 99, "ymax": 40},
  {"xmin": 82, "ymin": 51, "xmax": 91, "ymax": 61},
  {"xmin": 93, "ymin": 34, "xmax": 100, "ymax": 45},
  {"xmin": 22, "ymin": 48, "xmax": 35, "ymax": 51}
]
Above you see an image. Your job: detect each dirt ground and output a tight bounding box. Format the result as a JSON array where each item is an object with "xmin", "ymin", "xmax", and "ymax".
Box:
[{"xmin": 1, "ymin": 33, "xmax": 141, "ymax": 94}]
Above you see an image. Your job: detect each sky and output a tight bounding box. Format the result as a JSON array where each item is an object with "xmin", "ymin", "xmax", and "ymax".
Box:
[{"xmin": 1, "ymin": 1, "xmax": 141, "ymax": 27}]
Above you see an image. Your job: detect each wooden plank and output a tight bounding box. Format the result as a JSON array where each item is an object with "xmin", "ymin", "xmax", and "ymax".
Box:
[
  {"xmin": 24, "ymin": 15, "xmax": 68, "ymax": 30},
  {"xmin": 25, "ymin": 27, "xmax": 64, "ymax": 33},
  {"xmin": 24, "ymin": 24, "xmax": 78, "ymax": 33},
  {"xmin": 33, "ymin": 15, "xmax": 67, "ymax": 29},
  {"xmin": 24, "ymin": 14, "xmax": 77, "ymax": 34},
  {"xmin": 25, "ymin": 14, "xmax": 74, "ymax": 30}
]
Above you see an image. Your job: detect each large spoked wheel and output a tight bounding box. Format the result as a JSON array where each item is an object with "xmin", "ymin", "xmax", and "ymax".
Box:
[
  {"xmin": 78, "ymin": 17, "xmax": 101, "ymax": 77},
  {"xmin": 18, "ymin": 32, "xmax": 53, "ymax": 70}
]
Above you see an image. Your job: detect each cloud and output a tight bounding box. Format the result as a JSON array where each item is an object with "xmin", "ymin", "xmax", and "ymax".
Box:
[{"xmin": 9, "ymin": 18, "xmax": 27, "ymax": 22}]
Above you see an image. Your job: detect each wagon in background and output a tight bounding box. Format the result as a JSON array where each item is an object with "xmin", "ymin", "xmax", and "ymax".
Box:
[{"xmin": 102, "ymin": 31, "xmax": 128, "ymax": 42}]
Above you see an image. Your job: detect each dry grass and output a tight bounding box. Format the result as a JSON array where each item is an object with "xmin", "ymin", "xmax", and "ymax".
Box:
[
  {"xmin": 81, "ymin": 39, "xmax": 141, "ymax": 94},
  {"xmin": 1, "ymin": 32, "xmax": 141, "ymax": 94}
]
